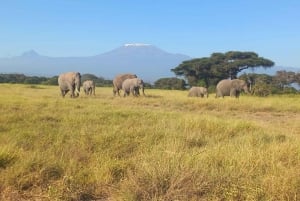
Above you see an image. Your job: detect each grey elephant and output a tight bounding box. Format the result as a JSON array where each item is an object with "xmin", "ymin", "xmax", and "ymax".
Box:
[
  {"xmin": 122, "ymin": 78, "xmax": 145, "ymax": 97},
  {"xmin": 82, "ymin": 80, "xmax": 95, "ymax": 96},
  {"xmin": 113, "ymin": 73, "xmax": 137, "ymax": 96},
  {"xmin": 58, "ymin": 72, "xmax": 81, "ymax": 98},
  {"xmin": 215, "ymin": 79, "xmax": 249, "ymax": 98},
  {"xmin": 188, "ymin": 86, "xmax": 208, "ymax": 98}
]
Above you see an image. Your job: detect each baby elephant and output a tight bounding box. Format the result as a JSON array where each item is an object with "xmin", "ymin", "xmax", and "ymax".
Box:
[
  {"xmin": 122, "ymin": 78, "xmax": 144, "ymax": 97},
  {"xmin": 82, "ymin": 80, "xmax": 95, "ymax": 96},
  {"xmin": 188, "ymin": 86, "xmax": 208, "ymax": 98}
]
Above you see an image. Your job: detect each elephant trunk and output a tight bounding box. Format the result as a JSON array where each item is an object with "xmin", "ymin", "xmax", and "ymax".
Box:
[
  {"xmin": 141, "ymin": 85, "xmax": 145, "ymax": 96},
  {"xmin": 139, "ymin": 80, "xmax": 145, "ymax": 96},
  {"xmin": 244, "ymin": 86, "xmax": 250, "ymax": 94}
]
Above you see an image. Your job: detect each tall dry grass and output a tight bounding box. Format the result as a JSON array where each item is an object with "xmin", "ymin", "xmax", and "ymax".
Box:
[{"xmin": 0, "ymin": 84, "xmax": 300, "ymax": 200}]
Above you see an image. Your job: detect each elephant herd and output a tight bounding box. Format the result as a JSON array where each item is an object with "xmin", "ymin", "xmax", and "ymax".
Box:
[
  {"xmin": 58, "ymin": 72, "xmax": 249, "ymax": 99},
  {"xmin": 112, "ymin": 73, "xmax": 145, "ymax": 97},
  {"xmin": 58, "ymin": 72, "xmax": 145, "ymax": 98},
  {"xmin": 188, "ymin": 79, "xmax": 249, "ymax": 98}
]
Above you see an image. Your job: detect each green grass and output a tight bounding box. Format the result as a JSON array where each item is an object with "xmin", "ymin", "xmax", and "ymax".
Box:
[{"xmin": 0, "ymin": 84, "xmax": 300, "ymax": 200}]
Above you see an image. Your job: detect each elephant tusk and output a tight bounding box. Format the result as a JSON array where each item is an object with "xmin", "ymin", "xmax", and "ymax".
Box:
[{"xmin": 75, "ymin": 88, "xmax": 80, "ymax": 95}]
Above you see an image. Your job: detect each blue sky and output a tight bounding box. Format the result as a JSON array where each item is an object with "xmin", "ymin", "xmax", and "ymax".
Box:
[{"xmin": 1, "ymin": 0, "xmax": 299, "ymax": 68}]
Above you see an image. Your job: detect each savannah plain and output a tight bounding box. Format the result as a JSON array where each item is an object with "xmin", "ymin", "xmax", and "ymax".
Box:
[{"xmin": 0, "ymin": 84, "xmax": 300, "ymax": 201}]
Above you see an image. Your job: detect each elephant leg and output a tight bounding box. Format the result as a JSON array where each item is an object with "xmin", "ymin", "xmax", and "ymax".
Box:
[
  {"xmin": 133, "ymin": 87, "xmax": 140, "ymax": 96},
  {"xmin": 230, "ymin": 89, "xmax": 236, "ymax": 97},
  {"xmin": 113, "ymin": 89, "xmax": 117, "ymax": 96},
  {"xmin": 215, "ymin": 91, "xmax": 223, "ymax": 98},
  {"xmin": 130, "ymin": 87, "xmax": 135, "ymax": 96},
  {"xmin": 61, "ymin": 90, "xmax": 66, "ymax": 97},
  {"xmin": 113, "ymin": 87, "xmax": 120, "ymax": 96},
  {"xmin": 71, "ymin": 87, "xmax": 76, "ymax": 97},
  {"xmin": 68, "ymin": 84, "xmax": 75, "ymax": 98}
]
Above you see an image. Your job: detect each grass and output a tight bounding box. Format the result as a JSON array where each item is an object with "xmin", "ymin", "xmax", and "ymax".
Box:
[{"xmin": 0, "ymin": 83, "xmax": 300, "ymax": 200}]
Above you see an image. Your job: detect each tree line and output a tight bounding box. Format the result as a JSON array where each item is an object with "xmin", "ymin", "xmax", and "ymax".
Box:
[
  {"xmin": 0, "ymin": 73, "xmax": 113, "ymax": 87},
  {"xmin": 1, "ymin": 71, "xmax": 299, "ymax": 96},
  {"xmin": 166, "ymin": 51, "xmax": 300, "ymax": 95},
  {"xmin": 1, "ymin": 51, "xmax": 299, "ymax": 95}
]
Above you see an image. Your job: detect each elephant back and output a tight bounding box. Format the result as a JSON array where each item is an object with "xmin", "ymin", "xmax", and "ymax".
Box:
[
  {"xmin": 113, "ymin": 73, "xmax": 137, "ymax": 89},
  {"xmin": 58, "ymin": 72, "xmax": 81, "ymax": 85},
  {"xmin": 188, "ymin": 87, "xmax": 198, "ymax": 96},
  {"xmin": 188, "ymin": 86, "xmax": 207, "ymax": 97},
  {"xmin": 216, "ymin": 79, "xmax": 231, "ymax": 97},
  {"xmin": 231, "ymin": 79, "xmax": 246, "ymax": 90},
  {"xmin": 83, "ymin": 80, "xmax": 95, "ymax": 87}
]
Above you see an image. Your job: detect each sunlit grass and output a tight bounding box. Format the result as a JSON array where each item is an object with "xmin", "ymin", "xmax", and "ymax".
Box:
[{"xmin": 0, "ymin": 84, "xmax": 300, "ymax": 200}]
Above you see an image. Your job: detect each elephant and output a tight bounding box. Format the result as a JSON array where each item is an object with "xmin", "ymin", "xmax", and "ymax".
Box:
[
  {"xmin": 58, "ymin": 72, "xmax": 81, "ymax": 98},
  {"xmin": 122, "ymin": 78, "xmax": 145, "ymax": 97},
  {"xmin": 82, "ymin": 80, "xmax": 95, "ymax": 96},
  {"xmin": 113, "ymin": 73, "xmax": 137, "ymax": 96},
  {"xmin": 215, "ymin": 79, "xmax": 249, "ymax": 98},
  {"xmin": 188, "ymin": 86, "xmax": 208, "ymax": 98}
]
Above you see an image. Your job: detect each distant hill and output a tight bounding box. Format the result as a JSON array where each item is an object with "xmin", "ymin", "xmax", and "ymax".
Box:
[
  {"xmin": 1, "ymin": 45, "xmax": 299, "ymax": 82},
  {"xmin": 0, "ymin": 44, "xmax": 191, "ymax": 82}
]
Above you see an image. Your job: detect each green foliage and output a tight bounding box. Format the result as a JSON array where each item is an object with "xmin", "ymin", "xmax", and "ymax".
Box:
[
  {"xmin": 172, "ymin": 51, "xmax": 274, "ymax": 87},
  {"xmin": 0, "ymin": 73, "xmax": 27, "ymax": 83},
  {"xmin": 0, "ymin": 73, "xmax": 113, "ymax": 87},
  {"xmin": 81, "ymin": 73, "xmax": 112, "ymax": 87},
  {"xmin": 41, "ymin": 76, "xmax": 59, "ymax": 85},
  {"xmin": 273, "ymin": 71, "xmax": 298, "ymax": 90},
  {"xmin": 154, "ymin": 77, "xmax": 186, "ymax": 90},
  {"xmin": 239, "ymin": 72, "xmax": 300, "ymax": 96},
  {"xmin": 24, "ymin": 76, "xmax": 48, "ymax": 84}
]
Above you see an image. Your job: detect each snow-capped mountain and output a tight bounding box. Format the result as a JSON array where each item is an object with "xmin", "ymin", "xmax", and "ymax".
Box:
[{"xmin": 0, "ymin": 44, "xmax": 191, "ymax": 82}]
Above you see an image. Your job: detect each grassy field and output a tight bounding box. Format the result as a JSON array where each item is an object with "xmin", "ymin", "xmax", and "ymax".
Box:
[{"xmin": 0, "ymin": 84, "xmax": 300, "ymax": 201}]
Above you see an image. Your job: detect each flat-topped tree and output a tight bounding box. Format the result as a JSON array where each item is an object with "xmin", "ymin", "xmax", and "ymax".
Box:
[{"xmin": 171, "ymin": 51, "xmax": 274, "ymax": 87}]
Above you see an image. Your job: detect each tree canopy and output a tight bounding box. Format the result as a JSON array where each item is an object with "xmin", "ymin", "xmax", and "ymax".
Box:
[
  {"xmin": 154, "ymin": 77, "xmax": 186, "ymax": 90},
  {"xmin": 171, "ymin": 51, "xmax": 274, "ymax": 87}
]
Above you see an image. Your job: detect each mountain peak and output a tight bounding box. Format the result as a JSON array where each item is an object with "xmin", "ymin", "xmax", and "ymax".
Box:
[
  {"xmin": 123, "ymin": 43, "xmax": 151, "ymax": 47},
  {"xmin": 21, "ymin": 50, "xmax": 40, "ymax": 57}
]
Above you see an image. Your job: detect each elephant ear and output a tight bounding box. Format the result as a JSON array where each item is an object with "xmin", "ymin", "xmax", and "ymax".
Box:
[
  {"xmin": 231, "ymin": 80, "xmax": 240, "ymax": 89},
  {"xmin": 239, "ymin": 80, "xmax": 247, "ymax": 89},
  {"xmin": 71, "ymin": 72, "xmax": 76, "ymax": 79},
  {"xmin": 233, "ymin": 79, "xmax": 245, "ymax": 90}
]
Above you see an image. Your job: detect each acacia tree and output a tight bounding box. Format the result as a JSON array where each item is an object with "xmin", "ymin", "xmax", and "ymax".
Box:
[
  {"xmin": 273, "ymin": 71, "xmax": 296, "ymax": 89},
  {"xmin": 171, "ymin": 51, "xmax": 274, "ymax": 87},
  {"xmin": 296, "ymin": 73, "xmax": 300, "ymax": 85}
]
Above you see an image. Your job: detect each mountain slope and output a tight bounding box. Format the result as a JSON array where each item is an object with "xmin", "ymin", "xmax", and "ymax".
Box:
[
  {"xmin": 1, "ymin": 45, "xmax": 299, "ymax": 82},
  {"xmin": 0, "ymin": 44, "xmax": 191, "ymax": 82}
]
